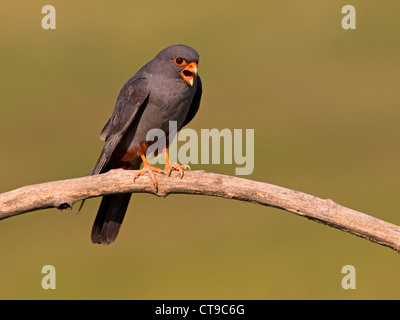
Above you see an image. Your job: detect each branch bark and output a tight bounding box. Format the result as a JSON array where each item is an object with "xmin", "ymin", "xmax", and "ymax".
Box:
[{"xmin": 1, "ymin": 169, "xmax": 399, "ymax": 252}]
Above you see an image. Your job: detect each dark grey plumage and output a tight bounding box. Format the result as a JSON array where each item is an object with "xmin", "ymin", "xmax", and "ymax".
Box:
[{"xmin": 89, "ymin": 44, "xmax": 202, "ymax": 245}]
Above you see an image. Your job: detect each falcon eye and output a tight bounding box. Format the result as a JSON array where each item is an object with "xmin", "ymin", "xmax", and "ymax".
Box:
[{"xmin": 174, "ymin": 57, "xmax": 186, "ymax": 66}]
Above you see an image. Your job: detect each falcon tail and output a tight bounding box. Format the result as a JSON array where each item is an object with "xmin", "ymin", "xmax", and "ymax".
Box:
[
  {"xmin": 91, "ymin": 193, "xmax": 132, "ymax": 245},
  {"xmin": 89, "ymin": 155, "xmax": 142, "ymax": 245}
]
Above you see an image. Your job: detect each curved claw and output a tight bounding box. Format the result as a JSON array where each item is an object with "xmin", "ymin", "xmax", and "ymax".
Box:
[
  {"xmin": 134, "ymin": 164, "xmax": 164, "ymax": 189},
  {"xmin": 164, "ymin": 163, "xmax": 190, "ymax": 178}
]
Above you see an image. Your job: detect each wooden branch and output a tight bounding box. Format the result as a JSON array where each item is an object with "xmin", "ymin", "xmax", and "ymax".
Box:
[{"xmin": 1, "ymin": 169, "xmax": 400, "ymax": 252}]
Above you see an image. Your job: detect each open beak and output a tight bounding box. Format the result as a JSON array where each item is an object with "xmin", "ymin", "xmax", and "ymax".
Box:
[{"xmin": 181, "ymin": 62, "xmax": 198, "ymax": 86}]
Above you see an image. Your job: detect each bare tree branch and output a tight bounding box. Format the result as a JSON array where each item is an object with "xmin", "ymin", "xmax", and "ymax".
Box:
[{"xmin": 1, "ymin": 169, "xmax": 399, "ymax": 252}]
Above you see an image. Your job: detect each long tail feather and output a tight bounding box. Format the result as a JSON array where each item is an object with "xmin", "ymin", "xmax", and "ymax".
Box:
[{"xmin": 91, "ymin": 193, "xmax": 132, "ymax": 245}]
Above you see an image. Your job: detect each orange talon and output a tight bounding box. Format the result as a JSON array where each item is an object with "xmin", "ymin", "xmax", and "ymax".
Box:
[
  {"xmin": 134, "ymin": 153, "xmax": 164, "ymax": 188},
  {"xmin": 163, "ymin": 148, "xmax": 190, "ymax": 178}
]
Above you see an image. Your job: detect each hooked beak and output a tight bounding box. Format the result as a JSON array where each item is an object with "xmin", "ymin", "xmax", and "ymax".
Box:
[{"xmin": 181, "ymin": 62, "xmax": 198, "ymax": 86}]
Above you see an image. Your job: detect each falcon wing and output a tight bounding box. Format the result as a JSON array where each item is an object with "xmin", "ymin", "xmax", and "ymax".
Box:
[{"xmin": 92, "ymin": 76, "xmax": 150, "ymax": 175}]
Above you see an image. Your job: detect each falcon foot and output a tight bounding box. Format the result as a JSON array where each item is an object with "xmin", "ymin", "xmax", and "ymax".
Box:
[
  {"xmin": 164, "ymin": 162, "xmax": 191, "ymax": 178},
  {"xmin": 134, "ymin": 161, "xmax": 164, "ymax": 188}
]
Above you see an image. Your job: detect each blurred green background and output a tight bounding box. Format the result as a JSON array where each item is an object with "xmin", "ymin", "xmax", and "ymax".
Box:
[{"xmin": 1, "ymin": 0, "xmax": 399, "ymax": 299}]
